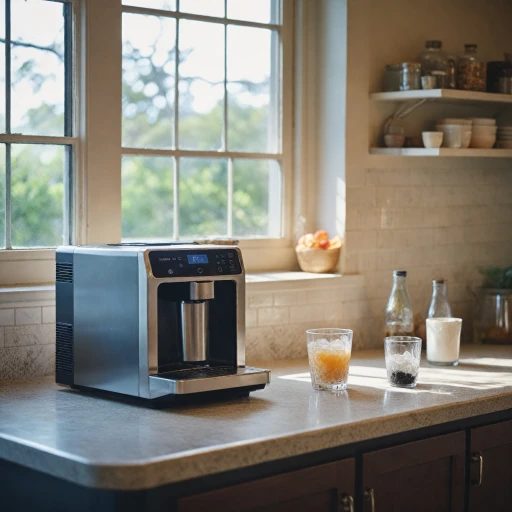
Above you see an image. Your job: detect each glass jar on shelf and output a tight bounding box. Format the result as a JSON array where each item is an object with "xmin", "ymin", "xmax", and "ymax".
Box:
[
  {"xmin": 383, "ymin": 64, "xmax": 402, "ymax": 91},
  {"xmin": 457, "ymin": 44, "xmax": 486, "ymax": 91},
  {"xmin": 400, "ymin": 62, "xmax": 422, "ymax": 91},
  {"xmin": 419, "ymin": 40, "xmax": 448, "ymax": 88}
]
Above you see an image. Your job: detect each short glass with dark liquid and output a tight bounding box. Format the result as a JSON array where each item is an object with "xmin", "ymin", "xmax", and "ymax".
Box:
[
  {"xmin": 306, "ymin": 329, "xmax": 353, "ymax": 391},
  {"xmin": 385, "ymin": 336, "xmax": 422, "ymax": 388}
]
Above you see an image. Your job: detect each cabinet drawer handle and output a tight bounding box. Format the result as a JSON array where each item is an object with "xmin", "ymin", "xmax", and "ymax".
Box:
[
  {"xmin": 364, "ymin": 488, "xmax": 375, "ymax": 512},
  {"xmin": 340, "ymin": 493, "xmax": 354, "ymax": 512},
  {"xmin": 471, "ymin": 452, "xmax": 484, "ymax": 487}
]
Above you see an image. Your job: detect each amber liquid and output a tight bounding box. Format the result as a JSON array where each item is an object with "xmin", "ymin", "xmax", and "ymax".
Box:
[{"xmin": 308, "ymin": 348, "xmax": 351, "ymax": 387}]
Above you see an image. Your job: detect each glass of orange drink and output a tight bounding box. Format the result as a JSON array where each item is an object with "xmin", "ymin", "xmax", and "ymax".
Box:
[{"xmin": 306, "ymin": 328, "xmax": 353, "ymax": 390}]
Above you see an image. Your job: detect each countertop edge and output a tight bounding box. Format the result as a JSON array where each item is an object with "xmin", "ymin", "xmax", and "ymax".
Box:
[{"xmin": 2, "ymin": 391, "xmax": 511, "ymax": 490}]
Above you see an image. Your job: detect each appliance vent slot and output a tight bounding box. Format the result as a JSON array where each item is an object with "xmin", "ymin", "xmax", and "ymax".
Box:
[
  {"xmin": 56, "ymin": 323, "xmax": 73, "ymax": 374},
  {"xmin": 56, "ymin": 262, "xmax": 73, "ymax": 283}
]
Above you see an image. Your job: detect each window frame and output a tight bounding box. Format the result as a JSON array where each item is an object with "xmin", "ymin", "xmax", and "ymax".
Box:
[
  {"xmin": 0, "ymin": 0, "xmax": 77, "ymax": 256},
  {"xmin": 0, "ymin": 0, "xmax": 297, "ymax": 286}
]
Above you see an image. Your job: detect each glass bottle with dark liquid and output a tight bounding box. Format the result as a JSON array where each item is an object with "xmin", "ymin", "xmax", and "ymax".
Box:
[{"xmin": 385, "ymin": 270, "xmax": 414, "ymax": 337}]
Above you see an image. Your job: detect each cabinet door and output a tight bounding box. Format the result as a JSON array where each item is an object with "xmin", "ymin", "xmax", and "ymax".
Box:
[
  {"xmin": 177, "ymin": 459, "xmax": 355, "ymax": 512},
  {"xmin": 469, "ymin": 419, "xmax": 512, "ymax": 512},
  {"xmin": 362, "ymin": 432, "xmax": 465, "ymax": 512}
]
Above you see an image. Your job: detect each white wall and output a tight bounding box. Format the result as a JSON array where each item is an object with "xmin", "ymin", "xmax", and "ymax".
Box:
[{"xmin": 316, "ymin": 1, "xmax": 348, "ymax": 238}]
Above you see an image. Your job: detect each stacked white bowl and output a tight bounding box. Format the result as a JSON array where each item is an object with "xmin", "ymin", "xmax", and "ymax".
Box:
[
  {"xmin": 496, "ymin": 125, "xmax": 512, "ymax": 149},
  {"xmin": 469, "ymin": 118, "xmax": 497, "ymax": 149},
  {"xmin": 436, "ymin": 118, "xmax": 472, "ymax": 148}
]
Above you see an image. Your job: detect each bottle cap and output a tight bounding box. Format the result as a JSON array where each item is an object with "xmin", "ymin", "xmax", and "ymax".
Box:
[
  {"xmin": 401, "ymin": 62, "xmax": 422, "ymax": 70},
  {"xmin": 426, "ymin": 40, "xmax": 442, "ymax": 49},
  {"xmin": 433, "ymin": 279, "xmax": 446, "ymax": 284},
  {"xmin": 393, "ymin": 270, "xmax": 407, "ymax": 277}
]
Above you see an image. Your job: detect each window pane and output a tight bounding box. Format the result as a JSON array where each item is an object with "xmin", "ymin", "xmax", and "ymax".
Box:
[
  {"xmin": 11, "ymin": 144, "xmax": 65, "ymax": 248},
  {"xmin": 123, "ymin": 0, "xmax": 176, "ymax": 10},
  {"xmin": 179, "ymin": 0, "xmax": 224, "ymax": 17},
  {"xmin": 122, "ymin": 155, "xmax": 174, "ymax": 241},
  {"xmin": 0, "ymin": 144, "xmax": 5, "ymax": 247},
  {"xmin": 233, "ymin": 159, "xmax": 281, "ymax": 238},
  {"xmin": 227, "ymin": 26, "xmax": 278, "ymax": 153},
  {"xmin": 179, "ymin": 21, "xmax": 224, "ymax": 150},
  {"xmin": 227, "ymin": 0, "xmax": 280, "ymax": 24},
  {"xmin": 179, "ymin": 158, "xmax": 227, "ymax": 237},
  {"xmin": 123, "ymin": 13, "xmax": 176, "ymax": 149},
  {"xmin": 11, "ymin": 0, "xmax": 65, "ymax": 136}
]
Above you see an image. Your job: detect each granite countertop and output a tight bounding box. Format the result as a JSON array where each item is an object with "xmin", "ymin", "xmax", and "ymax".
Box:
[{"xmin": 0, "ymin": 345, "xmax": 511, "ymax": 491}]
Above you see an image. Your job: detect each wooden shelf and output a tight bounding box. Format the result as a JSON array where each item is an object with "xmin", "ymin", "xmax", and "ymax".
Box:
[
  {"xmin": 370, "ymin": 89, "xmax": 512, "ymax": 104},
  {"xmin": 370, "ymin": 147, "xmax": 512, "ymax": 157}
]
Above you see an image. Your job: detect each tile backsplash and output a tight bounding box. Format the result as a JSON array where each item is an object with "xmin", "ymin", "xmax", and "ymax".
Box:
[
  {"xmin": 344, "ymin": 166, "xmax": 512, "ymax": 343},
  {"xmin": 245, "ymin": 275, "xmax": 369, "ymax": 362},
  {"xmin": 0, "ymin": 303, "xmax": 56, "ymax": 380},
  {"xmin": 0, "ymin": 276, "xmax": 369, "ymax": 380}
]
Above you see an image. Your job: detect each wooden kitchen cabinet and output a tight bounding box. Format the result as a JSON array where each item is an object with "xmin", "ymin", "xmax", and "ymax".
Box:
[
  {"xmin": 469, "ymin": 419, "xmax": 512, "ymax": 512},
  {"xmin": 362, "ymin": 432, "xmax": 465, "ymax": 512},
  {"xmin": 177, "ymin": 459, "xmax": 355, "ymax": 512}
]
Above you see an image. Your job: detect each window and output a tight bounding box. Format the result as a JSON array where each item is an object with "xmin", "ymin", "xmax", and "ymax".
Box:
[
  {"xmin": 0, "ymin": 0, "xmax": 74, "ymax": 249},
  {"xmin": 121, "ymin": 0, "xmax": 289, "ymax": 241},
  {"xmin": 0, "ymin": 0, "xmax": 295, "ymax": 286}
]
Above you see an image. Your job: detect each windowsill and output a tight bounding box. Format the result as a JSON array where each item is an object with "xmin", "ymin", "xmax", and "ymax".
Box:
[
  {"xmin": 0, "ymin": 273, "xmax": 365, "ymax": 305},
  {"xmin": 0, "ymin": 285, "xmax": 56, "ymax": 306},
  {"xmin": 246, "ymin": 272, "xmax": 364, "ymax": 291}
]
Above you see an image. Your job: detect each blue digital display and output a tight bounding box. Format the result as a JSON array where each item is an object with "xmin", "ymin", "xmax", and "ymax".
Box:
[{"xmin": 187, "ymin": 254, "xmax": 208, "ymax": 264}]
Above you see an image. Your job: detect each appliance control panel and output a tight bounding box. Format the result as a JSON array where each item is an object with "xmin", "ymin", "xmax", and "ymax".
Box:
[{"xmin": 148, "ymin": 249, "xmax": 242, "ymax": 278}]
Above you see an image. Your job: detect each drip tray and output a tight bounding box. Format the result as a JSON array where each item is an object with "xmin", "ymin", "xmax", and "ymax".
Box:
[
  {"xmin": 149, "ymin": 366, "xmax": 270, "ymax": 397},
  {"xmin": 157, "ymin": 366, "xmax": 241, "ymax": 380}
]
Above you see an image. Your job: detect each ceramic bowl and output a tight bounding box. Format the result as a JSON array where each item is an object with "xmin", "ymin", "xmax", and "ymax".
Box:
[
  {"xmin": 422, "ymin": 131, "xmax": 443, "ymax": 149},
  {"xmin": 296, "ymin": 247, "xmax": 341, "ymax": 273},
  {"xmin": 471, "ymin": 118, "xmax": 496, "ymax": 126},
  {"xmin": 470, "ymin": 135, "xmax": 496, "ymax": 149},
  {"xmin": 436, "ymin": 124, "xmax": 463, "ymax": 148},
  {"xmin": 437, "ymin": 118, "xmax": 472, "ymax": 126},
  {"xmin": 461, "ymin": 129, "xmax": 472, "ymax": 149},
  {"xmin": 472, "ymin": 125, "xmax": 498, "ymax": 136}
]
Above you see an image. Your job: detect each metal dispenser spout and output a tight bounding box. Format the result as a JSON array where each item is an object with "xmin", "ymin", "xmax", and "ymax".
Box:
[{"xmin": 181, "ymin": 282, "xmax": 215, "ymax": 362}]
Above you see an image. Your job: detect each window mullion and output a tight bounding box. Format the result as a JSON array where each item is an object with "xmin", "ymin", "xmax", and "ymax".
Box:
[
  {"xmin": 227, "ymin": 158, "xmax": 233, "ymax": 237},
  {"xmin": 223, "ymin": 18, "xmax": 228, "ymax": 151},
  {"xmin": 63, "ymin": 145, "xmax": 72, "ymax": 244},
  {"xmin": 5, "ymin": 0, "xmax": 10, "ymax": 135},
  {"xmin": 64, "ymin": 1, "xmax": 73, "ymax": 137},
  {"xmin": 174, "ymin": 3, "xmax": 180, "ymax": 149},
  {"xmin": 173, "ymin": 157, "xmax": 179, "ymax": 239},
  {"xmin": 4, "ymin": 0, "xmax": 11, "ymax": 249},
  {"xmin": 173, "ymin": 1, "xmax": 180, "ymax": 239},
  {"xmin": 5, "ymin": 143, "xmax": 11, "ymax": 249},
  {"xmin": 225, "ymin": 0, "xmax": 231, "ymax": 236}
]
